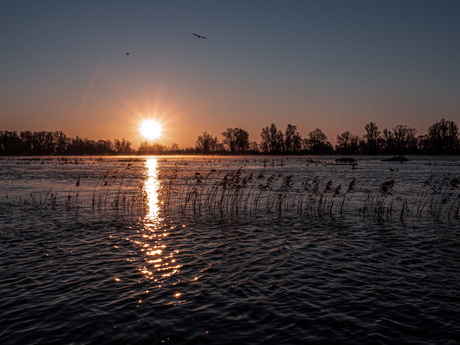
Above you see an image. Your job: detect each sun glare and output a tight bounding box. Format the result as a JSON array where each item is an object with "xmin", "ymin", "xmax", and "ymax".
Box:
[{"xmin": 141, "ymin": 120, "xmax": 162, "ymax": 140}]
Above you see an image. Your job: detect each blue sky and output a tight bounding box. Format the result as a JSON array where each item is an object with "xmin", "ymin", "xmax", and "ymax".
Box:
[{"xmin": 1, "ymin": 0, "xmax": 459, "ymax": 147}]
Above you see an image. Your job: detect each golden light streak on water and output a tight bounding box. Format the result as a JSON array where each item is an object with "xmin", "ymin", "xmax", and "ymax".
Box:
[
  {"xmin": 136, "ymin": 157, "xmax": 181, "ymax": 286},
  {"xmin": 145, "ymin": 157, "xmax": 160, "ymax": 221}
]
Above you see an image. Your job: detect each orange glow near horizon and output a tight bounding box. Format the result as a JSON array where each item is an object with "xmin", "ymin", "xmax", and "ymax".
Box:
[{"xmin": 140, "ymin": 120, "xmax": 163, "ymax": 140}]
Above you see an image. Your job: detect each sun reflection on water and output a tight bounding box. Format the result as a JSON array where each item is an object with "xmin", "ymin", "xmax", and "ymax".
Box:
[
  {"xmin": 145, "ymin": 157, "xmax": 160, "ymax": 222},
  {"xmin": 136, "ymin": 157, "xmax": 181, "ymax": 285}
]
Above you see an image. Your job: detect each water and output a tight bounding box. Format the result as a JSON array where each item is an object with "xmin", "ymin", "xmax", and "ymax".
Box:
[{"xmin": 1, "ymin": 156, "xmax": 460, "ymax": 344}]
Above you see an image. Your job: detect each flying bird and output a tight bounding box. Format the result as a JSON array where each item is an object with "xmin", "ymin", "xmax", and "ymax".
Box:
[
  {"xmin": 126, "ymin": 53, "xmax": 129, "ymax": 55},
  {"xmin": 193, "ymin": 33, "xmax": 207, "ymax": 39}
]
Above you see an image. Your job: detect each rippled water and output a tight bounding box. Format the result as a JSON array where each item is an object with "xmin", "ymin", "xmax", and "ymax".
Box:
[{"xmin": 1, "ymin": 156, "xmax": 459, "ymax": 344}]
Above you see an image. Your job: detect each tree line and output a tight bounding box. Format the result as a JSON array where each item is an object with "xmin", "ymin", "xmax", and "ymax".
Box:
[
  {"xmin": 0, "ymin": 131, "xmax": 134, "ymax": 156},
  {"xmin": 0, "ymin": 118, "xmax": 459, "ymax": 156},
  {"xmin": 195, "ymin": 119, "xmax": 460, "ymax": 155}
]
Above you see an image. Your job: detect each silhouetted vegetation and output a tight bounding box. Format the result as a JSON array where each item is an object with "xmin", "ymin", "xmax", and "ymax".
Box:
[
  {"xmin": 302, "ymin": 128, "xmax": 334, "ymax": 154},
  {"xmin": 10, "ymin": 163, "xmax": 460, "ymax": 223},
  {"xmin": 221, "ymin": 128, "xmax": 250, "ymax": 154},
  {"xmin": 364, "ymin": 122, "xmax": 380, "ymax": 155},
  {"xmin": 260, "ymin": 123, "xmax": 284, "ymax": 154},
  {"xmin": 427, "ymin": 118, "xmax": 459, "ymax": 154},
  {"xmin": 0, "ymin": 131, "xmax": 133, "ymax": 156},
  {"xmin": 1, "ymin": 118, "xmax": 459, "ymax": 155},
  {"xmin": 195, "ymin": 132, "xmax": 218, "ymax": 154},
  {"xmin": 336, "ymin": 131, "xmax": 360, "ymax": 155}
]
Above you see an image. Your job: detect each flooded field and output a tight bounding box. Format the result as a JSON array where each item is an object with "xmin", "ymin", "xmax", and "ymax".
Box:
[{"xmin": 1, "ymin": 156, "xmax": 460, "ymax": 344}]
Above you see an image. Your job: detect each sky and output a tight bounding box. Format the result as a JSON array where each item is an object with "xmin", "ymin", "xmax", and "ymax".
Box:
[{"xmin": 1, "ymin": 0, "xmax": 460, "ymax": 148}]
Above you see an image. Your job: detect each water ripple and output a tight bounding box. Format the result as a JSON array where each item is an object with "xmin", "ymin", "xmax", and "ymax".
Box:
[{"xmin": 1, "ymin": 157, "xmax": 460, "ymax": 344}]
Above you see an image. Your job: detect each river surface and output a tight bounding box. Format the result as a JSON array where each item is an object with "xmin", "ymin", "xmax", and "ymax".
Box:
[{"xmin": 1, "ymin": 156, "xmax": 459, "ymax": 344}]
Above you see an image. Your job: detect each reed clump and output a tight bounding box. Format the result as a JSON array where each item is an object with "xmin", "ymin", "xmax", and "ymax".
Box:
[
  {"xmin": 65, "ymin": 177, "xmax": 81, "ymax": 208},
  {"xmin": 165, "ymin": 168, "xmax": 353, "ymax": 217},
  {"xmin": 90, "ymin": 161, "xmax": 147, "ymax": 211},
  {"xmin": 13, "ymin": 188, "xmax": 58, "ymax": 209},
  {"xmin": 358, "ymin": 177, "xmax": 460, "ymax": 222},
  {"xmin": 5, "ymin": 162, "xmax": 460, "ymax": 223},
  {"xmin": 154, "ymin": 167, "xmax": 460, "ymax": 223}
]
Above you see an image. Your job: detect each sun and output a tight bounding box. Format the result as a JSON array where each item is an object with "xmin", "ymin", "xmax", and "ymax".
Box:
[{"xmin": 140, "ymin": 120, "xmax": 162, "ymax": 140}]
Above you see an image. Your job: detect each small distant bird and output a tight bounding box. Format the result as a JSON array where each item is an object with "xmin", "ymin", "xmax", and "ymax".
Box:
[
  {"xmin": 126, "ymin": 53, "xmax": 129, "ymax": 55},
  {"xmin": 193, "ymin": 33, "xmax": 206, "ymax": 39}
]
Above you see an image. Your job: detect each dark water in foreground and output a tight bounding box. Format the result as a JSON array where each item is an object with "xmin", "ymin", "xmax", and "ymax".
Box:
[{"xmin": 1, "ymin": 156, "xmax": 460, "ymax": 344}]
